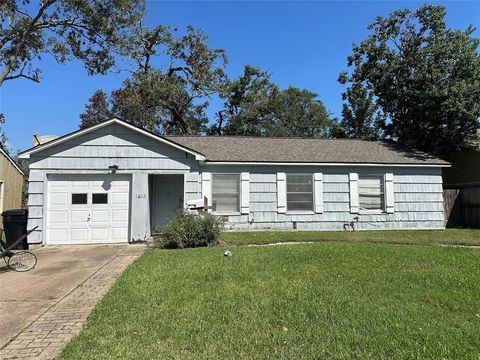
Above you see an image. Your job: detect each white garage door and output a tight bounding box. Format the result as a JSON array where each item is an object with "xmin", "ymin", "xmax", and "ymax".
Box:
[{"xmin": 47, "ymin": 174, "xmax": 131, "ymax": 244}]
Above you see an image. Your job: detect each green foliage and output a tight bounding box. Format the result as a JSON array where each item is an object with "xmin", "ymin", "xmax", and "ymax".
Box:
[
  {"xmin": 268, "ymin": 87, "xmax": 332, "ymax": 138},
  {"xmin": 155, "ymin": 209, "xmax": 224, "ymax": 249},
  {"xmin": 340, "ymin": 81, "xmax": 384, "ymax": 140},
  {"xmin": 112, "ymin": 69, "xmax": 210, "ymax": 134},
  {"xmin": 340, "ymin": 4, "xmax": 480, "ymax": 158},
  {"xmin": 0, "ymin": 0, "xmax": 145, "ymax": 86},
  {"xmin": 82, "ymin": 26, "xmax": 226, "ymax": 134},
  {"xmin": 217, "ymin": 65, "xmax": 333, "ymax": 137}
]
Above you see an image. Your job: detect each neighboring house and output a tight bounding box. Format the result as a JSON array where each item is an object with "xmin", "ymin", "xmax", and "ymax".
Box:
[
  {"xmin": 0, "ymin": 145, "xmax": 25, "ymax": 224},
  {"xmin": 18, "ymin": 118, "xmax": 450, "ymax": 246},
  {"xmin": 442, "ymin": 134, "xmax": 480, "ymax": 187}
]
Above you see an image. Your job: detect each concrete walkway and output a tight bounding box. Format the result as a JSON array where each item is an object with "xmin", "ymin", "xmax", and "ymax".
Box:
[{"xmin": 0, "ymin": 244, "xmax": 144, "ymax": 359}]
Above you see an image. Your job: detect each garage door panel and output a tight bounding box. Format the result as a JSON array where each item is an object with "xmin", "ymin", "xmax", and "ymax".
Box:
[
  {"xmin": 71, "ymin": 181, "xmax": 90, "ymax": 188},
  {"xmin": 49, "ymin": 211, "xmax": 68, "ymax": 224},
  {"xmin": 112, "ymin": 228, "xmax": 128, "ymax": 241},
  {"xmin": 91, "ymin": 210, "xmax": 109, "ymax": 222},
  {"xmin": 47, "ymin": 175, "xmax": 130, "ymax": 244},
  {"xmin": 91, "ymin": 228, "xmax": 109, "ymax": 241},
  {"xmin": 112, "ymin": 209, "xmax": 128, "ymax": 222},
  {"xmin": 48, "ymin": 229, "xmax": 68, "ymax": 243},
  {"xmin": 50, "ymin": 193, "xmax": 69, "ymax": 205},
  {"xmin": 71, "ymin": 229, "xmax": 89, "ymax": 242},
  {"xmin": 111, "ymin": 193, "xmax": 129, "ymax": 204},
  {"xmin": 71, "ymin": 210, "xmax": 89, "ymax": 223}
]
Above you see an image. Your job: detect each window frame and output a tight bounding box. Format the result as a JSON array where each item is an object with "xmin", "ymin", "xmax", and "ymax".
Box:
[
  {"xmin": 358, "ymin": 174, "xmax": 386, "ymax": 214},
  {"xmin": 286, "ymin": 173, "xmax": 315, "ymax": 213},
  {"xmin": 211, "ymin": 173, "xmax": 241, "ymax": 215}
]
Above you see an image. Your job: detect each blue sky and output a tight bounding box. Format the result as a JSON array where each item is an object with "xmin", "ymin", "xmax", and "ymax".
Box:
[{"xmin": 1, "ymin": 1, "xmax": 479, "ymax": 153}]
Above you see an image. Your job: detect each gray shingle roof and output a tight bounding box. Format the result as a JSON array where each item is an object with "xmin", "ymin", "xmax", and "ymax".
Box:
[{"xmin": 164, "ymin": 136, "xmax": 449, "ymax": 166}]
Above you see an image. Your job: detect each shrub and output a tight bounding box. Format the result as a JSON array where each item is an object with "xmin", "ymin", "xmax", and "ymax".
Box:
[{"xmin": 155, "ymin": 209, "xmax": 224, "ymax": 249}]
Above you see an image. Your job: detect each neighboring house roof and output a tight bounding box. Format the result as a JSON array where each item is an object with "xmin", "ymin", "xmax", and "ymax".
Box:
[
  {"xmin": 0, "ymin": 145, "xmax": 24, "ymax": 176},
  {"xmin": 17, "ymin": 117, "xmax": 449, "ymax": 167},
  {"xmin": 166, "ymin": 136, "xmax": 450, "ymax": 166}
]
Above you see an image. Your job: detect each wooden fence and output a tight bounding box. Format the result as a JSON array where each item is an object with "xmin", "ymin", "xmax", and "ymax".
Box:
[{"xmin": 444, "ymin": 184, "xmax": 480, "ymax": 228}]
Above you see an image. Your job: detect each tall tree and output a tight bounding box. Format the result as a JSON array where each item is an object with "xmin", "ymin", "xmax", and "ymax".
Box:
[
  {"xmin": 217, "ymin": 65, "xmax": 332, "ymax": 137},
  {"xmin": 218, "ymin": 65, "xmax": 277, "ymax": 136},
  {"xmin": 82, "ymin": 26, "xmax": 227, "ymax": 135},
  {"xmin": 112, "ymin": 69, "xmax": 210, "ymax": 134},
  {"xmin": 269, "ymin": 87, "xmax": 332, "ymax": 138},
  {"xmin": 0, "ymin": 113, "xmax": 7, "ymax": 151},
  {"xmin": 340, "ymin": 81, "xmax": 384, "ymax": 140},
  {"xmin": 339, "ymin": 4, "xmax": 480, "ymax": 158},
  {"xmin": 0, "ymin": 0, "xmax": 144, "ymax": 86},
  {"xmin": 79, "ymin": 90, "xmax": 113, "ymax": 129}
]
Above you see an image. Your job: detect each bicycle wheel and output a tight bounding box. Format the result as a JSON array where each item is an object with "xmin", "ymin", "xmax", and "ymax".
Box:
[{"xmin": 7, "ymin": 251, "xmax": 37, "ymax": 272}]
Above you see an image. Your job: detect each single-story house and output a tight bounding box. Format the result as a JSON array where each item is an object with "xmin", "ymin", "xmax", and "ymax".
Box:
[
  {"xmin": 1, "ymin": 145, "xmax": 25, "ymax": 224},
  {"xmin": 18, "ymin": 118, "xmax": 450, "ymax": 246}
]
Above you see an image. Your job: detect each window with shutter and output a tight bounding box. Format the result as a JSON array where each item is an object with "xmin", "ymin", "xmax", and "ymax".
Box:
[
  {"xmin": 212, "ymin": 174, "xmax": 240, "ymax": 213},
  {"xmin": 358, "ymin": 175, "xmax": 385, "ymax": 212},
  {"xmin": 286, "ymin": 174, "xmax": 314, "ymax": 211}
]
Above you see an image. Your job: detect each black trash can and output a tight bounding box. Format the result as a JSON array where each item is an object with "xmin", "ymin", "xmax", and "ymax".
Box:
[{"xmin": 2, "ymin": 209, "xmax": 29, "ymax": 250}]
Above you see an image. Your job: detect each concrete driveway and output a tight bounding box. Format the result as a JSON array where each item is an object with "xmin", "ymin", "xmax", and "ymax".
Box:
[{"xmin": 0, "ymin": 244, "xmax": 144, "ymax": 352}]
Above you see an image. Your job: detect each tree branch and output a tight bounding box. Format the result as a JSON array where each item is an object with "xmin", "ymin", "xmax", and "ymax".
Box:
[
  {"xmin": 0, "ymin": 0, "xmax": 57, "ymax": 86},
  {"xmin": 4, "ymin": 63, "xmax": 40, "ymax": 83},
  {"xmin": 167, "ymin": 66, "xmax": 192, "ymax": 77}
]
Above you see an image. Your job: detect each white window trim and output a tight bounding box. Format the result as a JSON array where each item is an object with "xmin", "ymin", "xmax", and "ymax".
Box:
[
  {"xmin": 286, "ymin": 173, "xmax": 315, "ymax": 213},
  {"xmin": 358, "ymin": 174, "xmax": 386, "ymax": 214},
  {"xmin": 211, "ymin": 173, "xmax": 241, "ymax": 215}
]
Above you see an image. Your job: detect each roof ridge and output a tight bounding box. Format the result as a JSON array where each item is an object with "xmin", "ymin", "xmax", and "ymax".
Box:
[{"xmin": 164, "ymin": 135, "xmax": 387, "ymax": 142}]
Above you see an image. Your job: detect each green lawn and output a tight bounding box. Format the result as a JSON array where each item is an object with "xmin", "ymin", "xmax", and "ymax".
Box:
[
  {"xmin": 61, "ymin": 241, "xmax": 480, "ymax": 359},
  {"xmin": 220, "ymin": 229, "xmax": 480, "ymax": 247}
]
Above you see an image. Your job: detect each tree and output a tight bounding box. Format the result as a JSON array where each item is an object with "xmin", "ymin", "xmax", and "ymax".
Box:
[
  {"xmin": 79, "ymin": 90, "xmax": 113, "ymax": 129},
  {"xmin": 112, "ymin": 69, "xmax": 210, "ymax": 134},
  {"xmin": 269, "ymin": 87, "xmax": 332, "ymax": 138},
  {"xmin": 218, "ymin": 65, "xmax": 277, "ymax": 136},
  {"xmin": 0, "ymin": 0, "xmax": 145, "ymax": 86},
  {"xmin": 217, "ymin": 65, "xmax": 332, "ymax": 137},
  {"xmin": 83, "ymin": 26, "xmax": 227, "ymax": 135},
  {"xmin": 0, "ymin": 113, "xmax": 7, "ymax": 151},
  {"xmin": 339, "ymin": 4, "xmax": 480, "ymax": 158},
  {"xmin": 340, "ymin": 81, "xmax": 384, "ymax": 140}
]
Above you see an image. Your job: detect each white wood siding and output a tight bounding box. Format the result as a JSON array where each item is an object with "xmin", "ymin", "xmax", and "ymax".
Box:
[{"xmin": 200, "ymin": 165, "xmax": 444, "ymax": 231}]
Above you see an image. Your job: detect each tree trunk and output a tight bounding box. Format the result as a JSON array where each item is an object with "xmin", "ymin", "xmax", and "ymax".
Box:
[{"xmin": 0, "ymin": 62, "xmax": 12, "ymax": 87}]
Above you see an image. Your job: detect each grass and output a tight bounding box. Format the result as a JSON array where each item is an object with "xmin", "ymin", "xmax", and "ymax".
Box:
[
  {"xmin": 220, "ymin": 229, "xmax": 480, "ymax": 247},
  {"xmin": 61, "ymin": 241, "xmax": 480, "ymax": 359}
]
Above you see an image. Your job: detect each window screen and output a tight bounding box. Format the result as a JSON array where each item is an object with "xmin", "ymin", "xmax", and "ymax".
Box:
[
  {"xmin": 359, "ymin": 176, "xmax": 385, "ymax": 211},
  {"xmin": 72, "ymin": 193, "xmax": 88, "ymax": 205},
  {"xmin": 212, "ymin": 174, "xmax": 240, "ymax": 213},
  {"xmin": 286, "ymin": 174, "xmax": 313, "ymax": 211},
  {"xmin": 92, "ymin": 193, "xmax": 108, "ymax": 204}
]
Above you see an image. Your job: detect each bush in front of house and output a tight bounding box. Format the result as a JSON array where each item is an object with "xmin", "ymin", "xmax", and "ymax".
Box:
[{"xmin": 155, "ymin": 209, "xmax": 224, "ymax": 249}]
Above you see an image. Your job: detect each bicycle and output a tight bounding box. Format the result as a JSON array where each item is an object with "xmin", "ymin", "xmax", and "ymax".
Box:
[{"xmin": 0, "ymin": 226, "xmax": 38, "ymax": 272}]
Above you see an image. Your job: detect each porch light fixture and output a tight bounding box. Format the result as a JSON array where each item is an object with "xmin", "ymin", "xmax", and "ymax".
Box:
[{"xmin": 108, "ymin": 164, "xmax": 119, "ymax": 174}]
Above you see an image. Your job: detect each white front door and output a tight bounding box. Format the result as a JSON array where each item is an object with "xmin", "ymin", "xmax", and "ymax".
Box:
[{"xmin": 47, "ymin": 174, "xmax": 130, "ymax": 244}]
